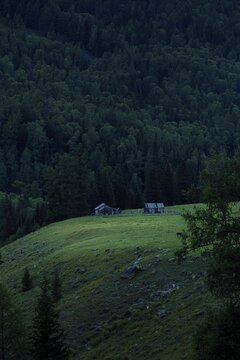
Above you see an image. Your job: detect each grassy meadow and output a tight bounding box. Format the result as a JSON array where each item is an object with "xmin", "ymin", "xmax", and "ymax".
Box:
[{"xmin": 0, "ymin": 204, "xmax": 210, "ymax": 359}]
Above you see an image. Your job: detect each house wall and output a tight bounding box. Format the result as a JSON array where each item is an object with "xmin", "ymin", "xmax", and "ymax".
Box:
[{"xmin": 144, "ymin": 207, "xmax": 164, "ymax": 214}]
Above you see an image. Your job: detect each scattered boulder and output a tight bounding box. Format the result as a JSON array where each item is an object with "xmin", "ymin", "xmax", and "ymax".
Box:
[
  {"xmin": 103, "ymin": 307, "xmax": 110, "ymax": 313},
  {"xmin": 195, "ymin": 311, "xmax": 205, "ymax": 318},
  {"xmin": 105, "ymin": 249, "xmax": 110, "ymax": 253},
  {"xmin": 157, "ymin": 309, "xmax": 167, "ymax": 318},
  {"xmin": 80, "ymin": 269, "xmax": 86, "ymax": 274},
  {"xmin": 121, "ymin": 262, "xmax": 142, "ymax": 280},
  {"xmin": 163, "ymin": 249, "xmax": 172, "ymax": 254},
  {"xmin": 152, "ymin": 260, "xmax": 161, "ymax": 267}
]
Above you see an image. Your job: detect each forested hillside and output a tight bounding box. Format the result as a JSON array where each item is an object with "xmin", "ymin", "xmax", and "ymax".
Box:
[{"xmin": 1, "ymin": 0, "xmax": 240, "ymax": 242}]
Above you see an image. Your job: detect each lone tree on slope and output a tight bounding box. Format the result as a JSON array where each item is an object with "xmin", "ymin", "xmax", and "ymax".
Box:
[{"xmin": 31, "ymin": 276, "xmax": 69, "ymax": 360}]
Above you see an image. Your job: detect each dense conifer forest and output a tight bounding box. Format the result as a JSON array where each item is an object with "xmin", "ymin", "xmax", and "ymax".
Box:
[{"xmin": 1, "ymin": 0, "xmax": 240, "ymax": 242}]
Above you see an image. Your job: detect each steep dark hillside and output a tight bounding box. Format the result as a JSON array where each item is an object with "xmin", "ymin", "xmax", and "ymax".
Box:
[{"xmin": 1, "ymin": 0, "xmax": 240, "ymax": 241}]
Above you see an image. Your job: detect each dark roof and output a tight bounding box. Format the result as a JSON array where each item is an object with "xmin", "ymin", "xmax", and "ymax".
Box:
[
  {"xmin": 145, "ymin": 203, "xmax": 164, "ymax": 208},
  {"xmin": 95, "ymin": 203, "xmax": 112, "ymax": 210}
]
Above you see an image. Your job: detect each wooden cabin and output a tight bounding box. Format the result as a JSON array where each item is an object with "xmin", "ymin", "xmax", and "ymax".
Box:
[
  {"xmin": 95, "ymin": 203, "xmax": 114, "ymax": 215},
  {"xmin": 144, "ymin": 203, "xmax": 164, "ymax": 214}
]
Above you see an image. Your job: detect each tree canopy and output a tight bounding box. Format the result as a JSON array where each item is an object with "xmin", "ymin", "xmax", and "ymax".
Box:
[
  {"xmin": 1, "ymin": 0, "xmax": 240, "ymax": 240},
  {"xmin": 176, "ymin": 150, "xmax": 240, "ymax": 302}
]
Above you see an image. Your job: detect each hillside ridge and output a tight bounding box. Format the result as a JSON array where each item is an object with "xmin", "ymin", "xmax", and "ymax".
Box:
[{"xmin": 1, "ymin": 206, "xmax": 209, "ymax": 359}]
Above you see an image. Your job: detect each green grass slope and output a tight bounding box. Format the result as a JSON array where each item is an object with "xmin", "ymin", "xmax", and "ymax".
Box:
[{"xmin": 0, "ymin": 205, "xmax": 210, "ymax": 360}]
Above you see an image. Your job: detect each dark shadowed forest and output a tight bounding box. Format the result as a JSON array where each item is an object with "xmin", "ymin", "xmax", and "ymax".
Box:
[{"xmin": 1, "ymin": 0, "xmax": 240, "ymax": 242}]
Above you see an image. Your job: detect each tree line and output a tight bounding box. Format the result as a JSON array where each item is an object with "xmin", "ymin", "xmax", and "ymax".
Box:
[{"xmin": 1, "ymin": 0, "xmax": 240, "ymax": 241}]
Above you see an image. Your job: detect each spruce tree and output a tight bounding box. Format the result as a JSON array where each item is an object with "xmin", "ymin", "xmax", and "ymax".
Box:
[
  {"xmin": 0, "ymin": 283, "xmax": 28, "ymax": 360},
  {"xmin": 161, "ymin": 161, "xmax": 176, "ymax": 205},
  {"xmin": 176, "ymin": 161, "xmax": 191, "ymax": 204},
  {"xmin": 31, "ymin": 276, "xmax": 69, "ymax": 360},
  {"xmin": 176, "ymin": 151, "xmax": 240, "ymax": 359},
  {"xmin": 22, "ymin": 268, "xmax": 33, "ymax": 292},
  {"xmin": 144, "ymin": 166, "xmax": 162, "ymax": 203}
]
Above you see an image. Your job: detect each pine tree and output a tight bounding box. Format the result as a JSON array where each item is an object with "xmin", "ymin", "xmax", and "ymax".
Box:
[
  {"xmin": 31, "ymin": 276, "xmax": 69, "ymax": 360},
  {"xmin": 22, "ymin": 268, "xmax": 33, "ymax": 292},
  {"xmin": 161, "ymin": 161, "xmax": 176, "ymax": 205},
  {"xmin": 96, "ymin": 166, "xmax": 116, "ymax": 207},
  {"xmin": 175, "ymin": 152, "xmax": 240, "ymax": 358},
  {"xmin": 176, "ymin": 161, "xmax": 191, "ymax": 204},
  {"xmin": 0, "ymin": 283, "xmax": 28, "ymax": 360},
  {"xmin": 71, "ymin": 144, "xmax": 91, "ymax": 216},
  {"xmin": 144, "ymin": 166, "xmax": 162, "ymax": 202},
  {"xmin": 52, "ymin": 270, "xmax": 62, "ymax": 302}
]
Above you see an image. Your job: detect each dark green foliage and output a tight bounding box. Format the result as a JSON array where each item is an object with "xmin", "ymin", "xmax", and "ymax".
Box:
[
  {"xmin": 0, "ymin": 193, "xmax": 46, "ymax": 245},
  {"xmin": 176, "ymin": 150, "xmax": 240, "ymax": 357},
  {"xmin": 0, "ymin": 283, "xmax": 28, "ymax": 360},
  {"xmin": 206, "ymin": 246, "xmax": 240, "ymax": 301},
  {"xmin": 46, "ymin": 148, "xmax": 91, "ymax": 221},
  {"xmin": 176, "ymin": 161, "xmax": 191, "ymax": 204},
  {"xmin": 161, "ymin": 162, "xmax": 176, "ymax": 206},
  {"xmin": 112, "ymin": 166, "xmax": 128, "ymax": 209},
  {"xmin": 22, "ymin": 268, "xmax": 33, "ymax": 292},
  {"xmin": 193, "ymin": 306, "xmax": 240, "ymax": 360},
  {"xmin": 31, "ymin": 276, "xmax": 69, "ymax": 360},
  {"xmin": 144, "ymin": 166, "xmax": 162, "ymax": 203},
  {"xmin": 176, "ymin": 151, "xmax": 240, "ymax": 303},
  {"xmin": 95, "ymin": 166, "xmax": 116, "ymax": 207},
  {"xmin": 52, "ymin": 270, "xmax": 62, "ymax": 302},
  {"xmin": 2, "ymin": 0, "xmax": 240, "ymax": 238}
]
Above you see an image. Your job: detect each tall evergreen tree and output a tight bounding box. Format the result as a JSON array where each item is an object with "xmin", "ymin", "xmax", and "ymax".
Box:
[
  {"xmin": 0, "ymin": 283, "xmax": 28, "ymax": 360},
  {"xmin": 96, "ymin": 166, "xmax": 116, "ymax": 206},
  {"xmin": 161, "ymin": 161, "xmax": 176, "ymax": 205},
  {"xmin": 176, "ymin": 151, "xmax": 240, "ymax": 359},
  {"xmin": 176, "ymin": 161, "xmax": 191, "ymax": 204},
  {"xmin": 70, "ymin": 143, "xmax": 91, "ymax": 217},
  {"xmin": 46, "ymin": 147, "xmax": 91, "ymax": 221},
  {"xmin": 144, "ymin": 166, "xmax": 162, "ymax": 202},
  {"xmin": 112, "ymin": 166, "xmax": 127, "ymax": 209},
  {"xmin": 31, "ymin": 276, "xmax": 69, "ymax": 360},
  {"xmin": 22, "ymin": 267, "xmax": 33, "ymax": 292}
]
